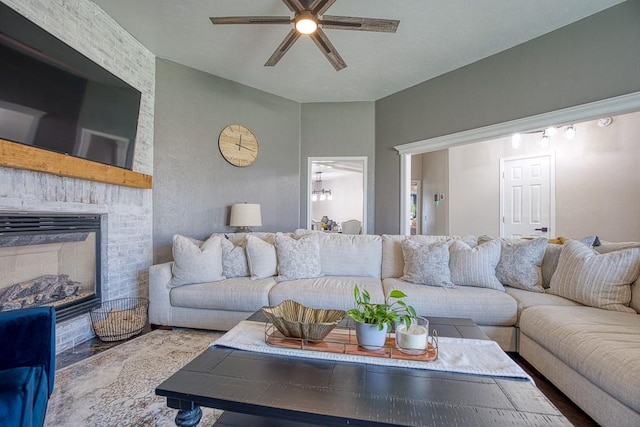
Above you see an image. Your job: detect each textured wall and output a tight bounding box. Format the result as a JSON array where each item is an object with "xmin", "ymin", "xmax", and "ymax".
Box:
[
  {"xmin": 375, "ymin": 0, "xmax": 640, "ymax": 234},
  {"xmin": 300, "ymin": 102, "xmax": 375, "ymax": 231},
  {"xmin": 0, "ymin": 0, "xmax": 155, "ymax": 352},
  {"xmin": 153, "ymin": 59, "xmax": 301, "ymax": 263}
]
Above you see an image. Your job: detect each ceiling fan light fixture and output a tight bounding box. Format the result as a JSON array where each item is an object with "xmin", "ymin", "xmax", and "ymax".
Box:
[{"xmin": 295, "ymin": 12, "xmax": 318, "ymax": 34}]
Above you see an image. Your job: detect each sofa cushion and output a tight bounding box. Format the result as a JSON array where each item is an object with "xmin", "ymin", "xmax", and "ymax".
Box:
[
  {"xmin": 632, "ymin": 281, "xmax": 640, "ymax": 315},
  {"xmin": 317, "ymin": 233, "xmax": 382, "ymax": 278},
  {"xmin": 400, "ymin": 239, "xmax": 453, "ymax": 287},
  {"xmin": 220, "ymin": 238, "xmax": 249, "ymax": 278},
  {"xmin": 246, "ymin": 235, "xmax": 278, "ymax": 279},
  {"xmin": 225, "ymin": 232, "xmax": 278, "ymax": 246},
  {"xmin": 519, "ymin": 305, "xmax": 640, "ymax": 413},
  {"xmin": 275, "ymin": 233, "xmax": 322, "ymax": 282},
  {"xmin": 449, "ymin": 240, "xmax": 504, "ymax": 291},
  {"xmin": 170, "ymin": 277, "xmax": 276, "ymax": 312},
  {"xmin": 541, "ymin": 235, "xmax": 597, "ymax": 288},
  {"xmin": 169, "ymin": 234, "xmax": 224, "ymax": 287},
  {"xmin": 595, "ymin": 241, "xmax": 640, "ymax": 254},
  {"xmin": 268, "ymin": 276, "xmax": 384, "ymax": 311},
  {"xmin": 479, "ymin": 236, "xmax": 546, "ymax": 292},
  {"xmin": 549, "ymin": 240, "xmax": 640, "ymax": 313},
  {"xmin": 505, "ymin": 287, "xmax": 581, "ymax": 320},
  {"xmin": 383, "ymin": 278, "xmax": 517, "ymax": 326},
  {"xmin": 381, "ymin": 234, "xmax": 475, "ymax": 279}
]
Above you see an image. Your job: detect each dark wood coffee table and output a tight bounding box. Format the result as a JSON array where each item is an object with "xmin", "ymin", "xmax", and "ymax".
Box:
[{"xmin": 156, "ymin": 313, "xmax": 569, "ymax": 426}]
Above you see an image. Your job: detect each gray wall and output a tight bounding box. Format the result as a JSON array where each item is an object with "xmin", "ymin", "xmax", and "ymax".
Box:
[
  {"xmin": 154, "ymin": 59, "xmax": 301, "ymax": 263},
  {"xmin": 300, "ymin": 102, "xmax": 375, "ymax": 231},
  {"xmin": 375, "ymin": 0, "xmax": 640, "ymax": 234}
]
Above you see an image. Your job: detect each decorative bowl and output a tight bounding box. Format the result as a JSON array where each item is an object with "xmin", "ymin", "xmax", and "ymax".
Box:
[{"xmin": 262, "ymin": 300, "xmax": 345, "ymax": 341}]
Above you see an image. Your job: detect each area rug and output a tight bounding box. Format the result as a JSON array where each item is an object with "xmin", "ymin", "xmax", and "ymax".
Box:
[{"xmin": 44, "ymin": 329, "xmax": 224, "ymax": 426}]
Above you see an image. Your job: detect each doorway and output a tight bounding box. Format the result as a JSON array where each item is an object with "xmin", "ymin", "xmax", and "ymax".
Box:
[
  {"xmin": 396, "ymin": 92, "xmax": 640, "ymax": 236},
  {"xmin": 410, "ymin": 180, "xmax": 420, "ymax": 235},
  {"xmin": 500, "ymin": 154, "xmax": 555, "ymax": 238},
  {"xmin": 307, "ymin": 157, "xmax": 367, "ymax": 233}
]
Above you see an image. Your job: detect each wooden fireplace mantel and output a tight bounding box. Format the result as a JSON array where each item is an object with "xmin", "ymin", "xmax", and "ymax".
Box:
[{"xmin": 0, "ymin": 138, "xmax": 152, "ymax": 189}]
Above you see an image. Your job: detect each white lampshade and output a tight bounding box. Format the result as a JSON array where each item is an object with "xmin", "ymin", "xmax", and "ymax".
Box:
[{"xmin": 230, "ymin": 203, "xmax": 262, "ymax": 228}]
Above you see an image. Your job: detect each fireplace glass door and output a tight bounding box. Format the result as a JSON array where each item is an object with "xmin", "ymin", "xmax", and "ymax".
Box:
[{"xmin": 0, "ymin": 214, "xmax": 102, "ymax": 321}]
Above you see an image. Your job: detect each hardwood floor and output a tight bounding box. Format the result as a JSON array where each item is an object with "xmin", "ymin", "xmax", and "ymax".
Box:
[
  {"xmin": 55, "ymin": 323, "xmax": 152, "ymax": 370},
  {"xmin": 56, "ymin": 329, "xmax": 599, "ymax": 426}
]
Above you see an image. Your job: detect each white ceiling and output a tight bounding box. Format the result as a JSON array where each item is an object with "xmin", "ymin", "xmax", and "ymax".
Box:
[
  {"xmin": 312, "ymin": 159, "xmax": 363, "ymax": 180},
  {"xmin": 92, "ymin": 0, "xmax": 625, "ymax": 103}
]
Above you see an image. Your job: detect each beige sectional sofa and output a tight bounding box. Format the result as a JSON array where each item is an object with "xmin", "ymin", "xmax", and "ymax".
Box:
[{"xmin": 148, "ymin": 231, "xmax": 640, "ymax": 426}]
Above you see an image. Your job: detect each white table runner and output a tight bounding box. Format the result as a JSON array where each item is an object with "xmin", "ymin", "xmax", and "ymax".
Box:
[{"xmin": 213, "ymin": 320, "xmax": 532, "ymax": 381}]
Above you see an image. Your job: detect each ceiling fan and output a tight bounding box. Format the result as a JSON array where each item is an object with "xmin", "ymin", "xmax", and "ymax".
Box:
[{"xmin": 210, "ymin": 0, "xmax": 399, "ymax": 71}]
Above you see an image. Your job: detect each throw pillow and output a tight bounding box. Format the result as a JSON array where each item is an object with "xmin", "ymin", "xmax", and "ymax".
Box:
[
  {"xmin": 245, "ymin": 235, "xmax": 278, "ymax": 279},
  {"xmin": 548, "ymin": 240, "xmax": 640, "ymax": 313},
  {"xmin": 541, "ymin": 235, "xmax": 597, "ymax": 288},
  {"xmin": 220, "ymin": 237, "xmax": 249, "ymax": 278},
  {"xmin": 479, "ymin": 236, "xmax": 547, "ymax": 292},
  {"xmin": 274, "ymin": 233, "xmax": 322, "ymax": 282},
  {"xmin": 381, "ymin": 234, "xmax": 477, "ymax": 279},
  {"xmin": 449, "ymin": 239, "xmax": 504, "ymax": 291},
  {"xmin": 412, "ymin": 234, "xmax": 477, "ymax": 248},
  {"xmin": 400, "ymin": 239, "xmax": 454, "ymax": 287},
  {"xmin": 595, "ymin": 241, "xmax": 640, "ymax": 314},
  {"xmin": 318, "ymin": 233, "xmax": 382, "ymax": 277},
  {"xmin": 169, "ymin": 234, "xmax": 224, "ymax": 287}
]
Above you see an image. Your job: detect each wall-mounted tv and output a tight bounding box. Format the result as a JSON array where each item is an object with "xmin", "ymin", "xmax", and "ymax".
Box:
[{"xmin": 0, "ymin": 2, "xmax": 141, "ymax": 170}]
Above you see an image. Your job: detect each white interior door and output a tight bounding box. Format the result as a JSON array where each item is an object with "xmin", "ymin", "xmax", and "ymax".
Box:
[{"xmin": 500, "ymin": 154, "xmax": 555, "ymax": 238}]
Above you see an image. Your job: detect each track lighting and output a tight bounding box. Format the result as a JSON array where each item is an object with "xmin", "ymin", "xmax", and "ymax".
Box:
[
  {"xmin": 511, "ymin": 133, "xmax": 521, "ymax": 149},
  {"xmin": 512, "ymin": 124, "xmax": 576, "ymax": 149},
  {"xmin": 540, "ymin": 131, "xmax": 550, "ymax": 148},
  {"xmin": 564, "ymin": 125, "xmax": 576, "ymax": 140}
]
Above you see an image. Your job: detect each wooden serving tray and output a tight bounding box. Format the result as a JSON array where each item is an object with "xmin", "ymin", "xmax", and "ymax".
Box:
[{"xmin": 265, "ymin": 323, "xmax": 438, "ymax": 361}]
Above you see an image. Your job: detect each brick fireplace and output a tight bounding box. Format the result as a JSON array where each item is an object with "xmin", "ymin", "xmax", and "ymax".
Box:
[{"xmin": 0, "ymin": 0, "xmax": 155, "ymax": 353}]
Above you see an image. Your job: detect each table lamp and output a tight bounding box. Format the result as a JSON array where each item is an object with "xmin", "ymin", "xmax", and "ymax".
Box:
[{"xmin": 230, "ymin": 203, "xmax": 262, "ymax": 232}]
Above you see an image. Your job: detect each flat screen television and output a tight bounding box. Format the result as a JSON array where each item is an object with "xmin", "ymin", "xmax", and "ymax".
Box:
[{"xmin": 0, "ymin": 2, "xmax": 141, "ymax": 170}]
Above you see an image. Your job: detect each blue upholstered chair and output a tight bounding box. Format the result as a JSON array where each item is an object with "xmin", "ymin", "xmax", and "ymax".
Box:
[{"xmin": 0, "ymin": 306, "xmax": 56, "ymax": 427}]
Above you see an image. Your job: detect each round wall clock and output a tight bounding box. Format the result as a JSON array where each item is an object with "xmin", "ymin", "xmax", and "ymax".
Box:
[{"xmin": 218, "ymin": 124, "xmax": 259, "ymax": 167}]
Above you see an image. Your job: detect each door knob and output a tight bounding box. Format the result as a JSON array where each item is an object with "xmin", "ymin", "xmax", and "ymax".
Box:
[{"xmin": 534, "ymin": 227, "xmax": 548, "ymax": 232}]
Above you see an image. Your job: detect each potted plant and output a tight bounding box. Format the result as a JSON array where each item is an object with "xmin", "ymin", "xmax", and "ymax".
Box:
[{"xmin": 346, "ymin": 285, "xmax": 417, "ymax": 350}]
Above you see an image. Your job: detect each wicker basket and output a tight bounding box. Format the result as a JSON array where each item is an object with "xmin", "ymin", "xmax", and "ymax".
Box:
[{"xmin": 90, "ymin": 297, "xmax": 149, "ymax": 342}]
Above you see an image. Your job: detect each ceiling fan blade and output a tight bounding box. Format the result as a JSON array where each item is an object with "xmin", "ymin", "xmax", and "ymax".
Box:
[
  {"xmin": 309, "ymin": 27, "xmax": 346, "ymax": 71},
  {"xmin": 281, "ymin": 0, "xmax": 305, "ymax": 13},
  {"xmin": 310, "ymin": 0, "xmax": 336, "ymax": 15},
  {"xmin": 210, "ymin": 16, "xmax": 292, "ymax": 25},
  {"xmin": 321, "ymin": 16, "xmax": 399, "ymax": 33},
  {"xmin": 265, "ymin": 29, "xmax": 301, "ymax": 67}
]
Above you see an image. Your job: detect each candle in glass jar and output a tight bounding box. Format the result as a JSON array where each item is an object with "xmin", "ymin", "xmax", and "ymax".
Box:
[{"xmin": 397, "ymin": 324, "xmax": 427, "ymax": 350}]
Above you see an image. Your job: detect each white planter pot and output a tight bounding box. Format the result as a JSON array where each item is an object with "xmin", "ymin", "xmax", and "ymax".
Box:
[{"xmin": 355, "ymin": 322, "xmax": 389, "ymax": 350}]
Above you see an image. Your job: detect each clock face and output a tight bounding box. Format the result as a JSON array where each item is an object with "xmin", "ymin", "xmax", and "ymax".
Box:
[{"xmin": 218, "ymin": 124, "xmax": 259, "ymax": 167}]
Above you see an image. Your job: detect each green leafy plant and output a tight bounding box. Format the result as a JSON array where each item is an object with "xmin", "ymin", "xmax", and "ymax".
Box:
[{"xmin": 346, "ymin": 285, "xmax": 418, "ymax": 331}]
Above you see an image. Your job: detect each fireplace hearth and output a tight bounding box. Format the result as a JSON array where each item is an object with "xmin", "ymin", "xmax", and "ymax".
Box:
[{"xmin": 0, "ymin": 213, "xmax": 102, "ymax": 321}]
